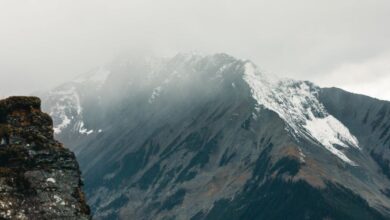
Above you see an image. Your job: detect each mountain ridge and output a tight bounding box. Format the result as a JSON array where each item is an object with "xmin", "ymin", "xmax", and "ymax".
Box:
[{"xmin": 40, "ymin": 53, "xmax": 390, "ymax": 219}]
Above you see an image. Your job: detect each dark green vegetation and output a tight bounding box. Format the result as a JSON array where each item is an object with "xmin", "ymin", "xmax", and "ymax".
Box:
[
  {"xmin": 201, "ymin": 149, "xmax": 385, "ymax": 220},
  {"xmin": 202, "ymin": 180, "xmax": 386, "ymax": 220}
]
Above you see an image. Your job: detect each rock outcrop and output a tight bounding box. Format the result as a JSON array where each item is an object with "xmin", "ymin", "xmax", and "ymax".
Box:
[{"xmin": 0, "ymin": 96, "xmax": 90, "ymax": 219}]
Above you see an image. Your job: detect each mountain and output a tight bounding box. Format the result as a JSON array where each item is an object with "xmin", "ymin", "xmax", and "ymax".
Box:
[
  {"xmin": 0, "ymin": 96, "xmax": 91, "ymax": 219},
  {"xmin": 41, "ymin": 53, "xmax": 390, "ymax": 220}
]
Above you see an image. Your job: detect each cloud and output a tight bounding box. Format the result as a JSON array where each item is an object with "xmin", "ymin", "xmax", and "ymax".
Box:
[
  {"xmin": 315, "ymin": 53, "xmax": 390, "ymax": 100},
  {"xmin": 0, "ymin": 0, "xmax": 389, "ymax": 100}
]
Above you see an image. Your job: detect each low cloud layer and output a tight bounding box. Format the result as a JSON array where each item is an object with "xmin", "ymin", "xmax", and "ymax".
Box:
[{"xmin": 0, "ymin": 0, "xmax": 389, "ymax": 100}]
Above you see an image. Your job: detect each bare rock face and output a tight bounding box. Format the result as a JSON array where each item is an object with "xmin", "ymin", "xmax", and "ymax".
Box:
[{"xmin": 0, "ymin": 96, "xmax": 90, "ymax": 219}]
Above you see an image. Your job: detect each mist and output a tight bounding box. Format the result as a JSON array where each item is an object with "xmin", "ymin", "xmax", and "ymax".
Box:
[{"xmin": 0, "ymin": 0, "xmax": 389, "ymax": 100}]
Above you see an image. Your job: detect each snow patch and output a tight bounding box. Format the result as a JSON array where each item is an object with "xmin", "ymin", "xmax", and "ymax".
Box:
[
  {"xmin": 53, "ymin": 195, "xmax": 66, "ymax": 206},
  {"xmin": 304, "ymin": 114, "xmax": 359, "ymax": 165},
  {"xmin": 77, "ymin": 121, "xmax": 94, "ymax": 135},
  {"xmin": 46, "ymin": 178, "xmax": 56, "ymax": 184},
  {"xmin": 243, "ymin": 61, "xmax": 360, "ymax": 165},
  {"xmin": 53, "ymin": 115, "xmax": 71, "ymax": 134},
  {"xmin": 53, "ymin": 195, "xmax": 63, "ymax": 203}
]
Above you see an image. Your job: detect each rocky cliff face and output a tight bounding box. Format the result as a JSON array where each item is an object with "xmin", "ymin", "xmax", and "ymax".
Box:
[{"xmin": 0, "ymin": 96, "xmax": 90, "ymax": 219}]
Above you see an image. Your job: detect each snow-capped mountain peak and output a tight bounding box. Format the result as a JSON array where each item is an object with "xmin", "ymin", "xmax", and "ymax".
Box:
[
  {"xmin": 40, "ymin": 53, "xmax": 390, "ymax": 219},
  {"xmin": 46, "ymin": 54, "xmax": 362, "ymax": 165}
]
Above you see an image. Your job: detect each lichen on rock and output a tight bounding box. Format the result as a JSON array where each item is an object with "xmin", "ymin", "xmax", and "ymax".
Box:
[{"xmin": 0, "ymin": 96, "xmax": 90, "ymax": 219}]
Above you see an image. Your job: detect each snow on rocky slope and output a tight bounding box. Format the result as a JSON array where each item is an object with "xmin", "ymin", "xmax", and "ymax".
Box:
[
  {"xmin": 42, "ymin": 68, "xmax": 109, "ymax": 137},
  {"xmin": 243, "ymin": 62, "xmax": 360, "ymax": 165}
]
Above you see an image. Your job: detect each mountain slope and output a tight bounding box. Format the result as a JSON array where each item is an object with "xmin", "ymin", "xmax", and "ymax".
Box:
[{"xmin": 41, "ymin": 53, "xmax": 390, "ymax": 219}]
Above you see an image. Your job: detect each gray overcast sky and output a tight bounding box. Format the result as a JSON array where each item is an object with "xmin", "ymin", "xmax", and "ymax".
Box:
[{"xmin": 0, "ymin": 0, "xmax": 389, "ymax": 100}]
